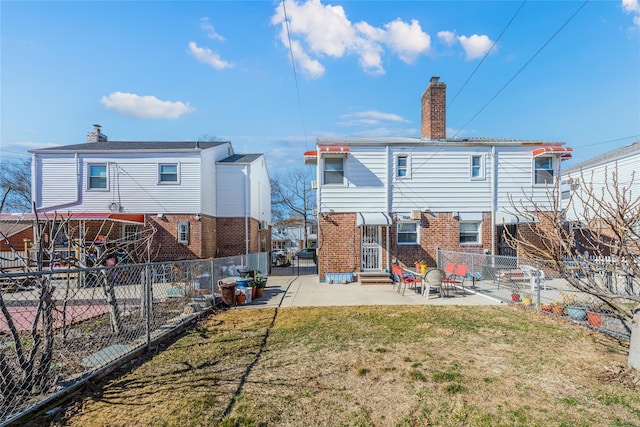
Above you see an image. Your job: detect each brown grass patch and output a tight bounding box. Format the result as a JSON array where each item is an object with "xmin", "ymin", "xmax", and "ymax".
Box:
[{"xmin": 36, "ymin": 305, "xmax": 639, "ymax": 426}]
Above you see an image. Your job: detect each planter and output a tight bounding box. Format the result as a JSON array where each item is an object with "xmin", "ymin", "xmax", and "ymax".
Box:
[
  {"xmin": 566, "ymin": 305, "xmax": 588, "ymax": 321},
  {"xmin": 551, "ymin": 305, "xmax": 565, "ymax": 316},
  {"xmin": 251, "ymin": 286, "xmax": 257, "ymax": 300},
  {"xmin": 541, "ymin": 304, "xmax": 552, "ymax": 313},
  {"xmin": 522, "ymin": 297, "xmax": 532, "ymax": 306},
  {"xmin": 586, "ymin": 309, "xmax": 602, "ymax": 328},
  {"xmin": 255, "ymin": 287, "xmax": 264, "ymax": 299},
  {"xmin": 236, "ymin": 293, "xmax": 246, "ymax": 305},
  {"xmin": 511, "ymin": 293, "xmax": 520, "ymax": 303}
]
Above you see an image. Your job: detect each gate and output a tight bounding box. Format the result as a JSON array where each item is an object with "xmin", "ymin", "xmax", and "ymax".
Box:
[
  {"xmin": 361, "ymin": 226, "xmax": 381, "ymax": 270},
  {"xmin": 269, "ymin": 252, "xmax": 318, "ymax": 276}
]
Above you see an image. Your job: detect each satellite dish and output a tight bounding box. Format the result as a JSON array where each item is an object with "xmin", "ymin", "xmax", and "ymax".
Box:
[{"xmin": 108, "ymin": 202, "xmax": 120, "ymax": 212}]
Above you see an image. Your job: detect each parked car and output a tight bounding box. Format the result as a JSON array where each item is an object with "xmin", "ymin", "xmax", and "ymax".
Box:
[
  {"xmin": 294, "ymin": 248, "xmax": 316, "ymax": 260},
  {"xmin": 272, "ymin": 249, "xmax": 287, "ymax": 266}
]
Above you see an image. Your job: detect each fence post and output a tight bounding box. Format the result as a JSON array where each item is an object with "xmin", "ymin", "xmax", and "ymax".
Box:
[
  {"xmin": 436, "ymin": 247, "xmax": 441, "ymax": 268},
  {"xmin": 145, "ymin": 264, "xmax": 151, "ymax": 350},
  {"xmin": 535, "ymin": 260, "xmax": 541, "ymax": 310},
  {"xmin": 210, "ymin": 258, "xmax": 217, "ymax": 308},
  {"xmin": 471, "ymin": 253, "xmax": 476, "ymax": 288}
]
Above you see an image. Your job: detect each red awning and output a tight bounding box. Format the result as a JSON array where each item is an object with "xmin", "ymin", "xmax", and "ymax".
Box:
[
  {"xmin": 304, "ymin": 147, "xmax": 349, "ymax": 165},
  {"xmin": 532, "ymin": 146, "xmax": 572, "ymax": 160},
  {"xmin": 0, "ymin": 212, "xmax": 145, "ymax": 224}
]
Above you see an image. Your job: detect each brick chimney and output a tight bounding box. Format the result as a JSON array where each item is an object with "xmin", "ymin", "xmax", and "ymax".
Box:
[
  {"xmin": 87, "ymin": 124, "xmax": 107, "ymax": 143},
  {"xmin": 421, "ymin": 76, "xmax": 446, "ymax": 140}
]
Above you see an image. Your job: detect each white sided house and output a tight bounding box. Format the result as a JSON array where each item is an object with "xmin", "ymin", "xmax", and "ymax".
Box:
[
  {"xmin": 561, "ymin": 140, "xmax": 640, "ymax": 253},
  {"xmin": 29, "ymin": 126, "xmax": 271, "ymax": 260},
  {"xmin": 305, "ymin": 77, "xmax": 573, "ymax": 281}
]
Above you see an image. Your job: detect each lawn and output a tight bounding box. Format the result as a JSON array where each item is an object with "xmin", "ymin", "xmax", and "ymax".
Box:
[{"xmin": 40, "ymin": 305, "xmax": 639, "ymax": 426}]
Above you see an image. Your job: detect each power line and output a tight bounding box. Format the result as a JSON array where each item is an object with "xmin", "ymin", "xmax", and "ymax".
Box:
[
  {"xmin": 282, "ymin": 0, "xmax": 310, "ymax": 152},
  {"xmin": 447, "ymin": 0, "xmax": 527, "ymax": 110},
  {"xmin": 451, "ymin": 0, "xmax": 589, "ymax": 139}
]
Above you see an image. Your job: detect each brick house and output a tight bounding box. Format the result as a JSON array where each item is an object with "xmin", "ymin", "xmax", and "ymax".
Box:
[
  {"xmin": 18, "ymin": 125, "xmax": 271, "ymax": 262},
  {"xmin": 305, "ymin": 77, "xmax": 573, "ymax": 281}
]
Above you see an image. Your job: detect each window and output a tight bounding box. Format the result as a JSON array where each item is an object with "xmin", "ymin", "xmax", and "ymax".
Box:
[
  {"xmin": 397, "ymin": 155, "xmax": 409, "ymax": 178},
  {"xmin": 397, "ymin": 222, "xmax": 418, "ymax": 244},
  {"xmin": 177, "ymin": 221, "xmax": 189, "ymax": 244},
  {"xmin": 323, "ymin": 157, "xmax": 344, "ymax": 185},
  {"xmin": 470, "ymin": 155, "xmax": 484, "ymax": 180},
  {"xmin": 534, "ymin": 156, "xmax": 554, "ymax": 184},
  {"xmin": 159, "ymin": 163, "xmax": 179, "ymax": 184},
  {"xmin": 123, "ymin": 224, "xmax": 141, "ymax": 242},
  {"xmin": 460, "ymin": 221, "xmax": 481, "ymax": 244},
  {"xmin": 88, "ymin": 164, "xmax": 107, "ymax": 189}
]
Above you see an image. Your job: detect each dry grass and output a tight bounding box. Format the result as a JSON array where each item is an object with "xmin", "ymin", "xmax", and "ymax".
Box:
[{"xmin": 40, "ymin": 305, "xmax": 639, "ymax": 427}]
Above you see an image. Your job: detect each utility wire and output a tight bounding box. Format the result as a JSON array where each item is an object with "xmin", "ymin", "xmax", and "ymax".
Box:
[
  {"xmin": 447, "ymin": 0, "xmax": 527, "ymax": 110},
  {"xmin": 282, "ymin": 0, "xmax": 310, "ymax": 151},
  {"xmin": 451, "ymin": 0, "xmax": 589, "ymax": 139}
]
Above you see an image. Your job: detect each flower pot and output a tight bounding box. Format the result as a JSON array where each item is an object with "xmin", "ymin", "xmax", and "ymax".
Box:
[
  {"xmin": 541, "ymin": 304, "xmax": 552, "ymax": 313},
  {"xmin": 511, "ymin": 293, "xmax": 520, "ymax": 302},
  {"xmin": 551, "ymin": 305, "xmax": 565, "ymax": 316},
  {"xmin": 251, "ymin": 286, "xmax": 257, "ymax": 300},
  {"xmin": 586, "ymin": 309, "xmax": 602, "ymax": 328},
  {"xmin": 420, "ymin": 264, "xmax": 427, "ymax": 274},
  {"xmin": 236, "ymin": 293, "xmax": 246, "ymax": 305},
  {"xmin": 522, "ymin": 297, "xmax": 532, "ymax": 306},
  {"xmin": 255, "ymin": 287, "xmax": 264, "ymax": 299},
  {"xmin": 566, "ymin": 305, "xmax": 588, "ymax": 321}
]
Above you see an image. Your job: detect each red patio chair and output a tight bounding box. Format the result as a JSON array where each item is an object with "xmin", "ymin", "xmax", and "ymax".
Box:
[
  {"xmin": 391, "ymin": 264, "xmax": 422, "ymax": 295},
  {"xmin": 442, "ymin": 264, "xmax": 468, "ymax": 295}
]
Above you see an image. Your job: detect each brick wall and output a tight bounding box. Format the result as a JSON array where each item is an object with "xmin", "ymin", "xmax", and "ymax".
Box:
[
  {"xmin": 421, "ymin": 77, "xmax": 446, "ymax": 140},
  {"xmin": 201, "ymin": 215, "xmax": 217, "ymax": 258},
  {"xmin": 150, "ymin": 215, "xmax": 201, "ymax": 261},
  {"xmin": 216, "ymin": 217, "xmax": 256, "ymax": 257},
  {"xmin": 317, "ymin": 212, "xmax": 359, "ymax": 280}
]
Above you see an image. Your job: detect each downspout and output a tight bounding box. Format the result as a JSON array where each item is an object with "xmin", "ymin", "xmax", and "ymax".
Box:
[
  {"xmin": 490, "ymin": 146, "xmax": 497, "ymax": 256},
  {"xmin": 243, "ymin": 165, "xmax": 249, "ymax": 257},
  {"xmin": 386, "ymin": 145, "xmax": 391, "ymax": 270}
]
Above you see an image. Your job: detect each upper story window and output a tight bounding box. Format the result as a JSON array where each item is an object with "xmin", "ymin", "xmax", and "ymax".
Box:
[
  {"xmin": 177, "ymin": 221, "xmax": 189, "ymax": 244},
  {"xmin": 470, "ymin": 155, "xmax": 485, "ymax": 180},
  {"xmin": 88, "ymin": 164, "xmax": 108, "ymax": 190},
  {"xmin": 159, "ymin": 163, "xmax": 179, "ymax": 184},
  {"xmin": 323, "ymin": 157, "xmax": 344, "ymax": 185},
  {"xmin": 460, "ymin": 221, "xmax": 481, "ymax": 244},
  {"xmin": 396, "ymin": 155, "xmax": 409, "ymax": 178},
  {"xmin": 534, "ymin": 156, "xmax": 554, "ymax": 184},
  {"xmin": 397, "ymin": 222, "xmax": 418, "ymax": 245}
]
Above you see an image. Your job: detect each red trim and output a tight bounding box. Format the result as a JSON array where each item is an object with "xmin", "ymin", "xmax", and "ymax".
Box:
[
  {"xmin": 0, "ymin": 212, "xmax": 145, "ymax": 224},
  {"xmin": 532, "ymin": 146, "xmax": 572, "ymax": 160},
  {"xmin": 303, "ymin": 147, "xmax": 350, "ymax": 158}
]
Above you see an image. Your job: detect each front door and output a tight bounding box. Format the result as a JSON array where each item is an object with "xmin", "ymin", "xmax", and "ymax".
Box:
[
  {"xmin": 361, "ymin": 226, "xmax": 382, "ymax": 270},
  {"xmin": 498, "ymin": 225, "xmax": 517, "ymax": 257}
]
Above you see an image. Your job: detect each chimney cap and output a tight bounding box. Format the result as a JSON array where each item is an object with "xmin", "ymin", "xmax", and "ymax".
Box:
[
  {"xmin": 430, "ymin": 76, "xmax": 440, "ymax": 83},
  {"xmin": 92, "ymin": 124, "xmax": 101, "ymax": 129}
]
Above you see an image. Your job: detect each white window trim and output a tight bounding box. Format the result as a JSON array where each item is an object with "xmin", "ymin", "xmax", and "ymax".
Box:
[
  {"xmin": 396, "ymin": 154, "xmax": 411, "ymax": 179},
  {"xmin": 470, "ymin": 154, "xmax": 485, "ymax": 181},
  {"xmin": 397, "ymin": 221, "xmax": 419, "ymax": 245},
  {"xmin": 322, "ymin": 156, "xmax": 346, "ymax": 186},
  {"xmin": 533, "ymin": 156, "xmax": 555, "ymax": 186},
  {"xmin": 459, "ymin": 221, "xmax": 481, "ymax": 245},
  {"xmin": 87, "ymin": 163, "xmax": 109, "ymax": 191},
  {"xmin": 177, "ymin": 221, "xmax": 189, "ymax": 244},
  {"xmin": 158, "ymin": 163, "xmax": 180, "ymax": 185}
]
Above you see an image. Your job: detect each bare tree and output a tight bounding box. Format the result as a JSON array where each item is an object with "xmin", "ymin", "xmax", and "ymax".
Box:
[
  {"xmin": 507, "ymin": 167, "xmax": 639, "ymax": 370},
  {"xmin": 0, "ymin": 159, "xmax": 31, "ymax": 213},
  {"xmin": 0, "ymin": 213, "xmax": 157, "ymax": 401},
  {"xmin": 271, "ymin": 168, "xmax": 316, "ymax": 247}
]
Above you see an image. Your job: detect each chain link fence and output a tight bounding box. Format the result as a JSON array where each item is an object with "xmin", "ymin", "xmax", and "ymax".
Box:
[
  {"xmin": 0, "ymin": 252, "xmax": 268, "ymax": 425},
  {"xmin": 437, "ymin": 249, "xmax": 635, "ymax": 341}
]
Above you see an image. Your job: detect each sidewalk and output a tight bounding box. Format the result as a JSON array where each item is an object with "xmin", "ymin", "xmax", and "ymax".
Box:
[{"xmin": 238, "ymin": 274, "xmax": 502, "ymax": 308}]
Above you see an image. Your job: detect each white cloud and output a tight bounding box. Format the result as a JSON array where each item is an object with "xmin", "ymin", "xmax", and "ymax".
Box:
[
  {"xmin": 622, "ymin": 0, "xmax": 640, "ymax": 27},
  {"xmin": 271, "ymin": 0, "xmax": 430, "ymax": 77},
  {"xmin": 188, "ymin": 41, "xmax": 233, "ymax": 70},
  {"xmin": 457, "ymin": 34, "xmax": 495, "ymax": 60},
  {"xmin": 437, "ymin": 30, "xmax": 457, "ymax": 47},
  {"xmin": 338, "ymin": 110, "xmax": 410, "ymax": 126},
  {"xmin": 200, "ymin": 17, "xmax": 225, "ymax": 41},
  {"xmin": 100, "ymin": 92, "xmax": 194, "ymax": 119}
]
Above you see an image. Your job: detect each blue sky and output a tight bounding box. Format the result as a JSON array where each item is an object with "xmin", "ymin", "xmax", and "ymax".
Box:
[{"xmin": 1, "ymin": 0, "xmax": 639, "ymax": 173}]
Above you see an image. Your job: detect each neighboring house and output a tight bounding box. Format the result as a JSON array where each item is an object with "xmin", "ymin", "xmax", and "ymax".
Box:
[
  {"xmin": 0, "ymin": 221, "xmax": 33, "ymax": 252},
  {"xmin": 21, "ymin": 125, "xmax": 271, "ymax": 261},
  {"xmin": 271, "ymin": 217, "xmax": 317, "ymax": 253},
  {"xmin": 305, "ymin": 77, "xmax": 573, "ymax": 281},
  {"xmin": 561, "ymin": 140, "xmax": 640, "ymax": 254}
]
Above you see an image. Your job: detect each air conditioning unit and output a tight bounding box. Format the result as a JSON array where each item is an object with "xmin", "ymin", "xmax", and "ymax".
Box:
[
  {"xmin": 411, "ymin": 210, "xmax": 421, "ymax": 220},
  {"xmin": 312, "ymin": 209, "xmax": 318, "ymax": 216},
  {"xmin": 311, "ymin": 180, "xmax": 318, "ymax": 189},
  {"xmin": 259, "ymin": 220, "xmax": 268, "ymax": 230}
]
